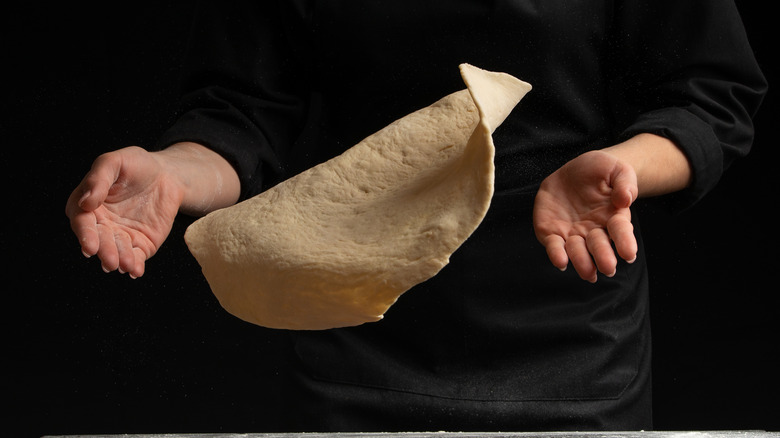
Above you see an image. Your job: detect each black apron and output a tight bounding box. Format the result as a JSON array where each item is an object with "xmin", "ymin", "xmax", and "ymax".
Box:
[{"xmin": 281, "ymin": 187, "xmax": 653, "ymax": 431}]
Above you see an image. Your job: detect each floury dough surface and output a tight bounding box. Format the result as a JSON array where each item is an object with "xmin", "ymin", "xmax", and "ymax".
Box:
[{"xmin": 184, "ymin": 64, "xmax": 532, "ymax": 330}]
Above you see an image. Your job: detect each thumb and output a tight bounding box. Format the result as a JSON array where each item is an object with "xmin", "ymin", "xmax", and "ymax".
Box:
[
  {"xmin": 76, "ymin": 152, "xmax": 123, "ymax": 212},
  {"xmin": 610, "ymin": 161, "xmax": 638, "ymax": 209}
]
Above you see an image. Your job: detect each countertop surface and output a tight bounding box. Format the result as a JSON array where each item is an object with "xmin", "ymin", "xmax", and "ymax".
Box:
[{"xmin": 42, "ymin": 431, "xmax": 780, "ymax": 438}]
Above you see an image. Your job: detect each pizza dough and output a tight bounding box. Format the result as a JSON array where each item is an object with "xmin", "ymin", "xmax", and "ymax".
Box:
[{"xmin": 184, "ymin": 64, "xmax": 532, "ymax": 330}]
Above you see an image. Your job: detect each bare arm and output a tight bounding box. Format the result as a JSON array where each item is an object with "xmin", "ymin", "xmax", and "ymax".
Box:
[{"xmin": 155, "ymin": 142, "xmax": 241, "ymax": 216}]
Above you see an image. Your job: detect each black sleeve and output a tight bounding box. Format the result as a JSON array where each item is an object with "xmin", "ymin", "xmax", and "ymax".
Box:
[
  {"xmin": 607, "ymin": 0, "xmax": 767, "ymax": 208},
  {"xmin": 157, "ymin": 0, "xmax": 311, "ymax": 200}
]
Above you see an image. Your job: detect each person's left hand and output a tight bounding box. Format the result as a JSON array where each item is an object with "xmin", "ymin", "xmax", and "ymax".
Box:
[{"xmin": 533, "ymin": 150, "xmax": 639, "ymax": 282}]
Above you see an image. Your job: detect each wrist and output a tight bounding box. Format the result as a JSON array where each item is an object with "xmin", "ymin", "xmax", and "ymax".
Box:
[
  {"xmin": 156, "ymin": 142, "xmax": 241, "ymax": 215},
  {"xmin": 602, "ymin": 133, "xmax": 692, "ymax": 198}
]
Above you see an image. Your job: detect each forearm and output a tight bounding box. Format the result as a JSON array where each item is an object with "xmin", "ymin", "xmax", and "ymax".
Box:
[
  {"xmin": 602, "ymin": 133, "xmax": 692, "ymax": 198},
  {"xmin": 156, "ymin": 142, "xmax": 241, "ymax": 216}
]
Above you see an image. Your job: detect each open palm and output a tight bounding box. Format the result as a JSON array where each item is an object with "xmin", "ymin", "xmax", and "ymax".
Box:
[
  {"xmin": 533, "ymin": 150, "xmax": 638, "ymax": 282},
  {"xmin": 66, "ymin": 146, "xmax": 184, "ymax": 278}
]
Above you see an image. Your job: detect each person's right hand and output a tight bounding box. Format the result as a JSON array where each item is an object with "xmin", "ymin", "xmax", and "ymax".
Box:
[{"xmin": 65, "ymin": 146, "xmax": 185, "ymax": 279}]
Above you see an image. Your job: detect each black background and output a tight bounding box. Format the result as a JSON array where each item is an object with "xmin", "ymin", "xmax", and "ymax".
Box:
[{"xmin": 4, "ymin": 2, "xmax": 778, "ymax": 437}]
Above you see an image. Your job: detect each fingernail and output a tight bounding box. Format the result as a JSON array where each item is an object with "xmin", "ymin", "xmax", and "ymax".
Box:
[
  {"xmin": 78, "ymin": 190, "xmax": 91, "ymax": 207},
  {"xmin": 102, "ymin": 265, "xmax": 111, "ymax": 273},
  {"xmin": 82, "ymin": 249, "xmax": 92, "ymax": 258}
]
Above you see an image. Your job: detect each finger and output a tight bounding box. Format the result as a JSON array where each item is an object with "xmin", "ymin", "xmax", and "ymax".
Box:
[
  {"xmin": 586, "ymin": 228, "xmax": 617, "ymax": 277},
  {"xmin": 129, "ymin": 247, "xmax": 147, "ymax": 279},
  {"xmin": 96, "ymin": 224, "xmax": 120, "ymax": 272},
  {"xmin": 541, "ymin": 234, "xmax": 569, "ymax": 271},
  {"xmin": 565, "ymin": 235, "xmax": 597, "ymax": 283},
  {"xmin": 65, "ymin": 174, "xmax": 107, "ymax": 258},
  {"xmin": 607, "ymin": 215, "xmax": 637, "ymax": 263},
  {"xmin": 68, "ymin": 210, "xmax": 100, "ymax": 257},
  {"xmin": 114, "ymin": 230, "xmax": 137, "ymax": 275}
]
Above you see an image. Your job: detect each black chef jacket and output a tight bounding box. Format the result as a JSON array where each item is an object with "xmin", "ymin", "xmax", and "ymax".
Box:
[{"xmin": 158, "ymin": 0, "xmax": 767, "ymax": 432}]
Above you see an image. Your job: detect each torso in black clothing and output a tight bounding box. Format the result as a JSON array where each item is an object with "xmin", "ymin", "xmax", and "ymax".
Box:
[{"xmin": 158, "ymin": 0, "xmax": 765, "ymax": 430}]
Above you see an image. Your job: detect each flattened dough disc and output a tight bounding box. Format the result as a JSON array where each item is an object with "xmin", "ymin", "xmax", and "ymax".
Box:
[{"xmin": 185, "ymin": 64, "xmax": 532, "ymax": 330}]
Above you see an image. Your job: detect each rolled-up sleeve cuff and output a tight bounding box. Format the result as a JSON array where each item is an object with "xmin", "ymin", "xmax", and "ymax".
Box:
[
  {"xmin": 619, "ymin": 107, "xmax": 723, "ymax": 211},
  {"xmin": 156, "ymin": 111, "xmax": 272, "ymax": 201}
]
